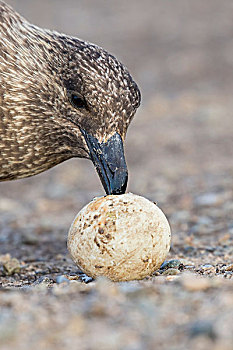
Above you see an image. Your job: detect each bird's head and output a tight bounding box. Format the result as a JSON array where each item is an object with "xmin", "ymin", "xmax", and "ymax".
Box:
[
  {"xmin": 0, "ymin": 3, "xmax": 141, "ymax": 193},
  {"xmin": 45, "ymin": 35, "xmax": 141, "ymax": 195}
]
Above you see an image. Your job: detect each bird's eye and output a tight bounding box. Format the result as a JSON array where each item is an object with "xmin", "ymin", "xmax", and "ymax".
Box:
[{"xmin": 68, "ymin": 90, "xmax": 86, "ymax": 109}]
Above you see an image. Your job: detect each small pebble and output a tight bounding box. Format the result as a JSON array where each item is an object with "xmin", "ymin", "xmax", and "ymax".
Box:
[
  {"xmin": 79, "ymin": 274, "xmax": 94, "ymax": 284},
  {"xmin": 161, "ymin": 268, "xmax": 180, "ymax": 276},
  {"xmin": 56, "ymin": 275, "xmax": 70, "ymax": 284},
  {"xmin": 179, "ymin": 259, "xmax": 195, "ymax": 270},
  {"xmin": 225, "ymin": 264, "xmax": 233, "ymax": 272},
  {"xmin": 199, "ymin": 264, "xmax": 215, "ymax": 273},
  {"xmin": 35, "ymin": 276, "xmax": 53, "ymax": 286},
  {"xmin": 160, "ymin": 259, "xmax": 184, "ymax": 271},
  {"xmin": 3, "ymin": 258, "xmax": 21, "ymax": 275}
]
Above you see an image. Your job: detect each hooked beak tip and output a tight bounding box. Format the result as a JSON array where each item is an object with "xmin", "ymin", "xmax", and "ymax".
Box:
[
  {"xmin": 81, "ymin": 130, "xmax": 128, "ymax": 195},
  {"xmin": 107, "ymin": 169, "xmax": 128, "ymax": 195}
]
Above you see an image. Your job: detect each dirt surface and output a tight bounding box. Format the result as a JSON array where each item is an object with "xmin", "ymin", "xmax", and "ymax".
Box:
[{"xmin": 1, "ymin": 0, "xmax": 233, "ymax": 349}]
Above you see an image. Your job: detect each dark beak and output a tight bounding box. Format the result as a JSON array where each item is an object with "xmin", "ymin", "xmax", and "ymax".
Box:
[{"xmin": 81, "ymin": 130, "xmax": 128, "ymax": 195}]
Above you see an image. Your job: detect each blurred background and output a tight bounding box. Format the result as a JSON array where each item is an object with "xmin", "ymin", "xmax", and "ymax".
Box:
[{"xmin": 0, "ymin": 1, "xmax": 233, "ymax": 349}]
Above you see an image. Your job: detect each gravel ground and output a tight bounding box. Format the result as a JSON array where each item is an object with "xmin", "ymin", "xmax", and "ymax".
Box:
[{"xmin": 1, "ymin": 1, "xmax": 233, "ymax": 349}]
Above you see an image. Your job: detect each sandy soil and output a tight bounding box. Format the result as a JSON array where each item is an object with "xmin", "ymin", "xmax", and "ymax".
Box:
[{"xmin": 1, "ymin": 1, "xmax": 233, "ymax": 349}]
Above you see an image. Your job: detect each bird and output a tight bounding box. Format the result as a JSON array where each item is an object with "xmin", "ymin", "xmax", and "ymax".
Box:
[{"xmin": 0, "ymin": 1, "xmax": 141, "ymax": 195}]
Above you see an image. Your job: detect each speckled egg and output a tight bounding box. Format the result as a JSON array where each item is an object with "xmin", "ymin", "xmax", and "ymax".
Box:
[{"xmin": 67, "ymin": 193, "xmax": 171, "ymax": 282}]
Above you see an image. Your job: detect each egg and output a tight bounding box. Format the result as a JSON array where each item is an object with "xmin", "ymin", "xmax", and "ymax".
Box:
[{"xmin": 67, "ymin": 193, "xmax": 171, "ymax": 282}]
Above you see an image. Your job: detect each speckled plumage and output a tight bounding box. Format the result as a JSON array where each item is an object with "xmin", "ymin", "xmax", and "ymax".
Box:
[{"xmin": 0, "ymin": 1, "xmax": 140, "ymax": 182}]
